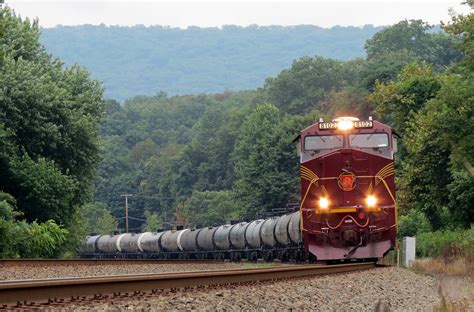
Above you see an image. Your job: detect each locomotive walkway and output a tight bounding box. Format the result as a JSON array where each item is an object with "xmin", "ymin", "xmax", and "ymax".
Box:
[{"xmin": 0, "ymin": 262, "xmax": 375, "ymax": 309}]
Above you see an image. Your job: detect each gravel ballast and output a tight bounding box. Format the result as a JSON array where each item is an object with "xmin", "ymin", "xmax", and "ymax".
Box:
[
  {"xmin": 64, "ymin": 267, "xmax": 440, "ymax": 311},
  {"xmin": 0, "ymin": 262, "xmax": 273, "ymax": 281}
]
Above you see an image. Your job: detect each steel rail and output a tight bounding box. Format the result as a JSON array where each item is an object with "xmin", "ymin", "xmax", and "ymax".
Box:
[
  {"xmin": 0, "ymin": 259, "xmax": 222, "ymax": 266},
  {"xmin": 0, "ymin": 262, "xmax": 375, "ymax": 307}
]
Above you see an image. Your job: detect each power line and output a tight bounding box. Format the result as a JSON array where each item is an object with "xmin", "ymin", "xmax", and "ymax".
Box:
[{"xmin": 116, "ymin": 193, "xmax": 174, "ymax": 200}]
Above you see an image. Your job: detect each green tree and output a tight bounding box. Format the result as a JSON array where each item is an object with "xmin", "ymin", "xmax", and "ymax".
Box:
[
  {"xmin": 181, "ymin": 190, "xmax": 238, "ymax": 227},
  {"xmin": 264, "ymin": 57, "xmax": 350, "ymax": 115},
  {"xmin": 143, "ymin": 210, "xmax": 162, "ymax": 232},
  {"xmin": 361, "ymin": 50, "xmax": 418, "ymax": 90},
  {"xmin": 442, "ymin": 0, "xmax": 474, "ymax": 73},
  {"xmin": 232, "ymin": 104, "xmax": 311, "ymax": 214},
  {"xmin": 398, "ymin": 209, "xmax": 431, "ymax": 238},
  {"xmin": 0, "ymin": 8, "xmax": 104, "ymax": 224},
  {"xmin": 370, "ymin": 63, "xmax": 441, "ymax": 137},
  {"xmin": 0, "ymin": 197, "xmax": 69, "ymax": 258},
  {"xmin": 21, "ymin": 220, "xmax": 69, "ymax": 258},
  {"xmin": 365, "ymin": 19, "xmax": 460, "ymax": 68},
  {"xmin": 95, "ymin": 211, "xmax": 119, "ymax": 235},
  {"xmin": 370, "ymin": 4, "xmax": 474, "ymax": 228}
]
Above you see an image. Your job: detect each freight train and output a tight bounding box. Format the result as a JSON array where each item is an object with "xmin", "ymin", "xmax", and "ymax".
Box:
[
  {"xmin": 80, "ymin": 117, "xmax": 397, "ymax": 262},
  {"xmin": 80, "ymin": 211, "xmax": 303, "ymax": 261}
]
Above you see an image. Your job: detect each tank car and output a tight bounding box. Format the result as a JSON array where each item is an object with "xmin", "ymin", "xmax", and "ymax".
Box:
[{"xmin": 296, "ymin": 117, "xmax": 397, "ymax": 261}]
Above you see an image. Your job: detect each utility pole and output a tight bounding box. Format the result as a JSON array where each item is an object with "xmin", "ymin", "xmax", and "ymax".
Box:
[{"xmin": 121, "ymin": 194, "xmax": 132, "ymax": 233}]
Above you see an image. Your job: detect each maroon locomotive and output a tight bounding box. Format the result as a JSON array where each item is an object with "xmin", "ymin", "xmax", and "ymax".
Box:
[{"xmin": 297, "ymin": 117, "xmax": 397, "ymax": 261}]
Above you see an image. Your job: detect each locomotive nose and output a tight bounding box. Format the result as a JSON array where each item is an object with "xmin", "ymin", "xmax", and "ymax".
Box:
[{"xmin": 342, "ymin": 230, "xmax": 358, "ymax": 246}]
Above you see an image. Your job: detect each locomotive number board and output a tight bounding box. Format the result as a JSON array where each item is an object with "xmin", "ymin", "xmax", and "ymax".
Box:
[{"xmin": 319, "ymin": 120, "xmax": 373, "ymax": 129}]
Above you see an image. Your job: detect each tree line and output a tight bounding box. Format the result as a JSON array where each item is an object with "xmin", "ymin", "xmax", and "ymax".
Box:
[{"xmin": 40, "ymin": 24, "xmax": 384, "ymax": 101}]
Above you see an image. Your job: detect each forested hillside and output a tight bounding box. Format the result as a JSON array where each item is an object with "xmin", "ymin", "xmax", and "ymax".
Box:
[
  {"xmin": 94, "ymin": 16, "xmax": 473, "ymax": 241},
  {"xmin": 40, "ymin": 25, "xmax": 383, "ymax": 101}
]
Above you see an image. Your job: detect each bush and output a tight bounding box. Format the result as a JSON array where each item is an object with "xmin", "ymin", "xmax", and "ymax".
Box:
[
  {"xmin": 398, "ymin": 209, "xmax": 431, "ymax": 238},
  {"xmin": 416, "ymin": 228, "xmax": 474, "ymax": 258},
  {"xmin": 0, "ymin": 199, "xmax": 69, "ymax": 258},
  {"xmin": 21, "ymin": 220, "xmax": 69, "ymax": 258}
]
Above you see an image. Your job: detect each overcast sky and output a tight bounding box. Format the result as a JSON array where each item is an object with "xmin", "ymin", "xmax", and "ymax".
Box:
[{"xmin": 4, "ymin": 0, "xmax": 471, "ymax": 28}]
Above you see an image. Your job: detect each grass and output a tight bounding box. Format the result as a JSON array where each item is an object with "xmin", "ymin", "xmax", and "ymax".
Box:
[
  {"xmin": 433, "ymin": 284, "xmax": 473, "ymax": 312},
  {"xmin": 412, "ymin": 250, "xmax": 474, "ymax": 312},
  {"xmin": 411, "ymin": 256, "xmax": 474, "ymax": 277}
]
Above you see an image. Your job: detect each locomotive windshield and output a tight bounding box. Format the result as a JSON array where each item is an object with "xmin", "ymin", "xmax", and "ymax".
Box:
[
  {"xmin": 305, "ymin": 135, "xmax": 343, "ymax": 150},
  {"xmin": 349, "ymin": 133, "xmax": 389, "ymax": 148}
]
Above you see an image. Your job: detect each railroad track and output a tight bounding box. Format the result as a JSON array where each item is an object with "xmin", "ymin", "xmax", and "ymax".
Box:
[
  {"xmin": 0, "ymin": 258, "xmax": 221, "ymax": 266},
  {"xmin": 0, "ymin": 262, "xmax": 375, "ymax": 309}
]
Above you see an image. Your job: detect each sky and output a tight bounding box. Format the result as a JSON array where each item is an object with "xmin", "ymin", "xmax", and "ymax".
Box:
[{"xmin": 3, "ymin": 0, "xmax": 471, "ymax": 28}]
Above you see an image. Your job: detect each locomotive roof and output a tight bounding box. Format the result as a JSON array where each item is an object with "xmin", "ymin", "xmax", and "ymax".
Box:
[{"xmin": 294, "ymin": 117, "xmax": 395, "ymax": 143}]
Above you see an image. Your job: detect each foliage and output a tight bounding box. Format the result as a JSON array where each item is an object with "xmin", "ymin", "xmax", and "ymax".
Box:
[
  {"xmin": 92, "ymin": 12, "xmax": 470, "ymax": 231},
  {"xmin": 0, "ymin": 2, "xmax": 471, "ymax": 255},
  {"xmin": 0, "ymin": 199, "xmax": 68, "ymax": 258},
  {"xmin": 232, "ymin": 104, "xmax": 312, "ymax": 214},
  {"xmin": 95, "ymin": 211, "xmax": 119, "ymax": 235},
  {"xmin": 21, "ymin": 220, "xmax": 69, "ymax": 258},
  {"xmin": 443, "ymin": 0, "xmax": 474, "ymax": 73},
  {"xmin": 416, "ymin": 228, "xmax": 474, "ymax": 257},
  {"xmin": 397, "ymin": 209, "xmax": 431, "ymax": 238},
  {"xmin": 0, "ymin": 8, "xmax": 104, "ymax": 225},
  {"xmin": 370, "ymin": 60, "xmax": 473, "ymax": 230},
  {"xmin": 143, "ymin": 210, "xmax": 162, "ymax": 232},
  {"xmin": 0, "ymin": 200, "xmax": 22, "ymax": 258},
  {"xmin": 181, "ymin": 191, "xmax": 239, "ymax": 227},
  {"xmin": 73, "ymin": 202, "xmax": 118, "ymax": 235},
  {"xmin": 40, "ymin": 25, "xmax": 384, "ymax": 101},
  {"xmin": 365, "ymin": 19, "xmax": 461, "ymax": 68},
  {"xmin": 264, "ymin": 57, "xmax": 356, "ymax": 115},
  {"xmin": 370, "ymin": 63, "xmax": 441, "ymax": 136}
]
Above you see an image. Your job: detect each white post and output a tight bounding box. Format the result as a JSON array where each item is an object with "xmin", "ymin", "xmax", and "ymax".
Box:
[{"xmin": 403, "ymin": 237, "xmax": 416, "ymax": 267}]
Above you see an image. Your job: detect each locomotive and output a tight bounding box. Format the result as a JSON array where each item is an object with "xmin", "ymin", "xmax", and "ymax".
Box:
[
  {"xmin": 297, "ymin": 116, "xmax": 397, "ymax": 261},
  {"xmin": 79, "ymin": 116, "xmax": 397, "ymax": 262}
]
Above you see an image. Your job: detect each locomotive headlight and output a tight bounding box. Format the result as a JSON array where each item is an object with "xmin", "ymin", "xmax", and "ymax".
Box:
[
  {"xmin": 366, "ymin": 195, "xmax": 377, "ymax": 207},
  {"xmin": 319, "ymin": 197, "xmax": 329, "ymax": 210},
  {"xmin": 337, "ymin": 120, "xmax": 353, "ymax": 131}
]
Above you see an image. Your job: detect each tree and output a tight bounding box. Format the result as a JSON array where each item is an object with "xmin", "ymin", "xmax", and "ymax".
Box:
[
  {"xmin": 369, "ymin": 4, "xmax": 474, "ymax": 229},
  {"xmin": 143, "ymin": 210, "xmax": 162, "ymax": 232},
  {"xmin": 442, "ymin": 0, "xmax": 474, "ymax": 73},
  {"xmin": 365, "ymin": 19, "xmax": 460, "ymax": 68},
  {"xmin": 0, "ymin": 8, "xmax": 104, "ymax": 224},
  {"xmin": 264, "ymin": 57, "xmax": 350, "ymax": 115},
  {"xmin": 232, "ymin": 104, "xmax": 311, "ymax": 214},
  {"xmin": 181, "ymin": 191, "xmax": 239, "ymax": 227},
  {"xmin": 95, "ymin": 212, "xmax": 119, "ymax": 235},
  {"xmin": 0, "ymin": 197, "xmax": 69, "ymax": 258},
  {"xmin": 370, "ymin": 63, "xmax": 441, "ymax": 137},
  {"xmin": 361, "ymin": 50, "xmax": 418, "ymax": 90}
]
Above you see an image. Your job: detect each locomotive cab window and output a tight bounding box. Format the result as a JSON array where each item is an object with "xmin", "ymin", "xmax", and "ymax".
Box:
[
  {"xmin": 349, "ymin": 133, "xmax": 389, "ymax": 148},
  {"xmin": 305, "ymin": 135, "xmax": 343, "ymax": 150}
]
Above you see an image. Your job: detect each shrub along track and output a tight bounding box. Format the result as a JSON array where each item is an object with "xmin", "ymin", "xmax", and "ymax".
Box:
[{"xmin": 0, "ymin": 262, "xmax": 375, "ymax": 309}]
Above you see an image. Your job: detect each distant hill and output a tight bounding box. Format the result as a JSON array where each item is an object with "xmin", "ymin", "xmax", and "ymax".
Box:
[{"xmin": 40, "ymin": 25, "xmax": 384, "ymax": 101}]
